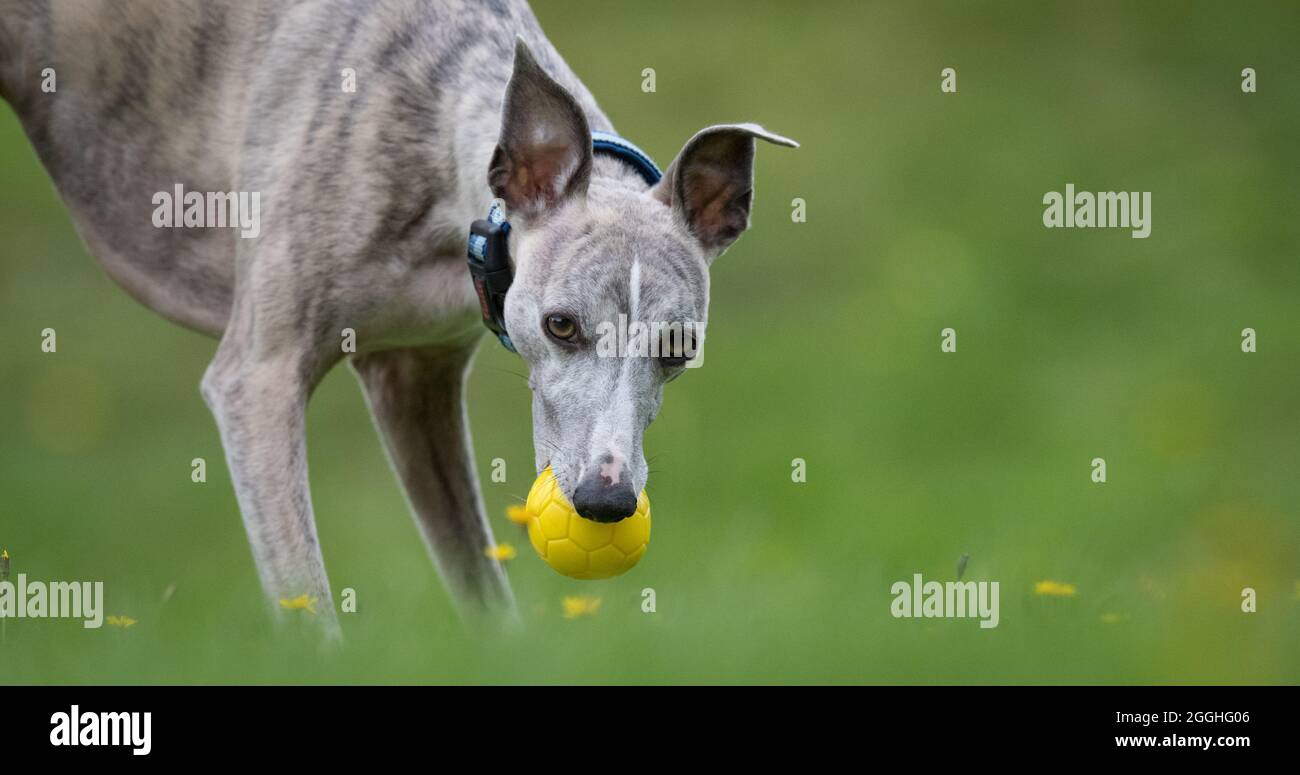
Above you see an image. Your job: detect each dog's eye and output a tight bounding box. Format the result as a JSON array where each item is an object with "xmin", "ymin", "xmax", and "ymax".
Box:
[
  {"xmin": 659, "ymin": 331, "xmax": 696, "ymax": 368},
  {"xmin": 544, "ymin": 314, "xmax": 578, "ymax": 342}
]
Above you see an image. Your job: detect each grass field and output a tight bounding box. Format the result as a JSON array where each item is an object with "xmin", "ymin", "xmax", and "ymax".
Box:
[{"xmin": 1, "ymin": 1, "xmax": 1298, "ymax": 684}]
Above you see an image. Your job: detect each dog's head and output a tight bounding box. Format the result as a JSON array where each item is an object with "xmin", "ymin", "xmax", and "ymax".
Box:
[{"xmin": 491, "ymin": 41, "xmax": 795, "ymax": 522}]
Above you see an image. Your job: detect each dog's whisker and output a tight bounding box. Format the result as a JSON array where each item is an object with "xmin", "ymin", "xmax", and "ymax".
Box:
[{"xmin": 485, "ymin": 366, "xmax": 529, "ymax": 383}]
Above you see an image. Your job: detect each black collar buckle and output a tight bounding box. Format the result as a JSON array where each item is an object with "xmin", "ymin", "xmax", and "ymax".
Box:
[{"xmin": 467, "ymin": 209, "xmax": 516, "ymax": 352}]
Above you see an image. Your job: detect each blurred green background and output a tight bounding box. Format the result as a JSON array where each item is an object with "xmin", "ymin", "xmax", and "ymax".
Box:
[{"xmin": 2, "ymin": 1, "xmax": 1298, "ymax": 684}]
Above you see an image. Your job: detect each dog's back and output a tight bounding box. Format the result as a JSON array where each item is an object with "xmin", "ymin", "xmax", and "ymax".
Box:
[
  {"xmin": 1, "ymin": 0, "xmax": 607, "ymax": 337},
  {"xmin": 2, "ymin": 0, "xmax": 283, "ymax": 333}
]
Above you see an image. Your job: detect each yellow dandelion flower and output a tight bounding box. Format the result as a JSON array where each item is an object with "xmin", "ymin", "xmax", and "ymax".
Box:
[
  {"xmin": 106, "ymin": 615, "xmax": 137, "ymax": 628},
  {"xmin": 279, "ymin": 594, "xmax": 318, "ymax": 614},
  {"xmin": 485, "ymin": 543, "xmax": 517, "ymax": 561},
  {"xmin": 506, "ymin": 504, "xmax": 531, "ymax": 525},
  {"xmin": 1099, "ymin": 612, "xmax": 1125, "ymax": 624},
  {"xmin": 562, "ymin": 595, "xmax": 602, "ymax": 619},
  {"xmin": 1034, "ymin": 580, "xmax": 1078, "ymax": 597}
]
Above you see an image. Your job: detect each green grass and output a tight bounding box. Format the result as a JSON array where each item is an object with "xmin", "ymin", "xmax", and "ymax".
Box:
[{"xmin": 1, "ymin": 0, "xmax": 1297, "ymax": 684}]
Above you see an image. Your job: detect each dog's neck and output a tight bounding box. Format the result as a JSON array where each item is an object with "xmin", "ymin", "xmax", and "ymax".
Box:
[{"xmin": 591, "ymin": 152, "xmax": 658, "ymax": 193}]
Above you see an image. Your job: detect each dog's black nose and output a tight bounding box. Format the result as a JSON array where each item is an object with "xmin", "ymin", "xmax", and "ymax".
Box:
[{"xmin": 572, "ymin": 468, "xmax": 637, "ymax": 523}]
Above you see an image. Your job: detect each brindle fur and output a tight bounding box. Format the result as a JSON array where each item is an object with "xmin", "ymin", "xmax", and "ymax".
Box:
[{"xmin": 1, "ymin": 0, "xmax": 794, "ymax": 635}]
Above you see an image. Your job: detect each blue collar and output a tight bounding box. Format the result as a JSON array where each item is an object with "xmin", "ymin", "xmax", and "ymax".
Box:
[
  {"xmin": 466, "ymin": 132, "xmax": 662, "ymax": 353},
  {"xmin": 590, "ymin": 130, "xmax": 663, "ymax": 188}
]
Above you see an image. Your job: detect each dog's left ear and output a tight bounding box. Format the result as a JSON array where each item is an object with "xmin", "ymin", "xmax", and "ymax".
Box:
[
  {"xmin": 653, "ymin": 123, "xmax": 797, "ymax": 260},
  {"xmin": 489, "ymin": 39, "xmax": 593, "ymax": 220}
]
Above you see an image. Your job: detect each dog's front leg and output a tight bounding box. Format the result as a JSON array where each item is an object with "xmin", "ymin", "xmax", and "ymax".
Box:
[
  {"xmin": 351, "ymin": 345, "xmax": 516, "ymax": 624},
  {"xmin": 201, "ymin": 316, "xmax": 340, "ymax": 637}
]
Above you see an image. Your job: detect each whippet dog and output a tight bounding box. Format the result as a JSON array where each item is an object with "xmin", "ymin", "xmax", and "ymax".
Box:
[{"xmin": 0, "ymin": 0, "xmax": 795, "ymax": 633}]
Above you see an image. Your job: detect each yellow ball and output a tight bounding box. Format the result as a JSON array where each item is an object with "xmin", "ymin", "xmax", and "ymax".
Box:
[{"xmin": 525, "ymin": 466, "xmax": 650, "ymax": 579}]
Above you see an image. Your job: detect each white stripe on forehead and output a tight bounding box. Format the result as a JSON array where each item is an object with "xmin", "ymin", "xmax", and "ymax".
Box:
[
  {"xmin": 628, "ymin": 259, "xmax": 641, "ymax": 321},
  {"xmin": 611, "ymin": 259, "xmax": 642, "ymax": 470}
]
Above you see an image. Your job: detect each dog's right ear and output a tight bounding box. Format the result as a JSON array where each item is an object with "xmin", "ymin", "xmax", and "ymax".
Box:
[{"xmin": 488, "ymin": 39, "xmax": 593, "ymax": 220}]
